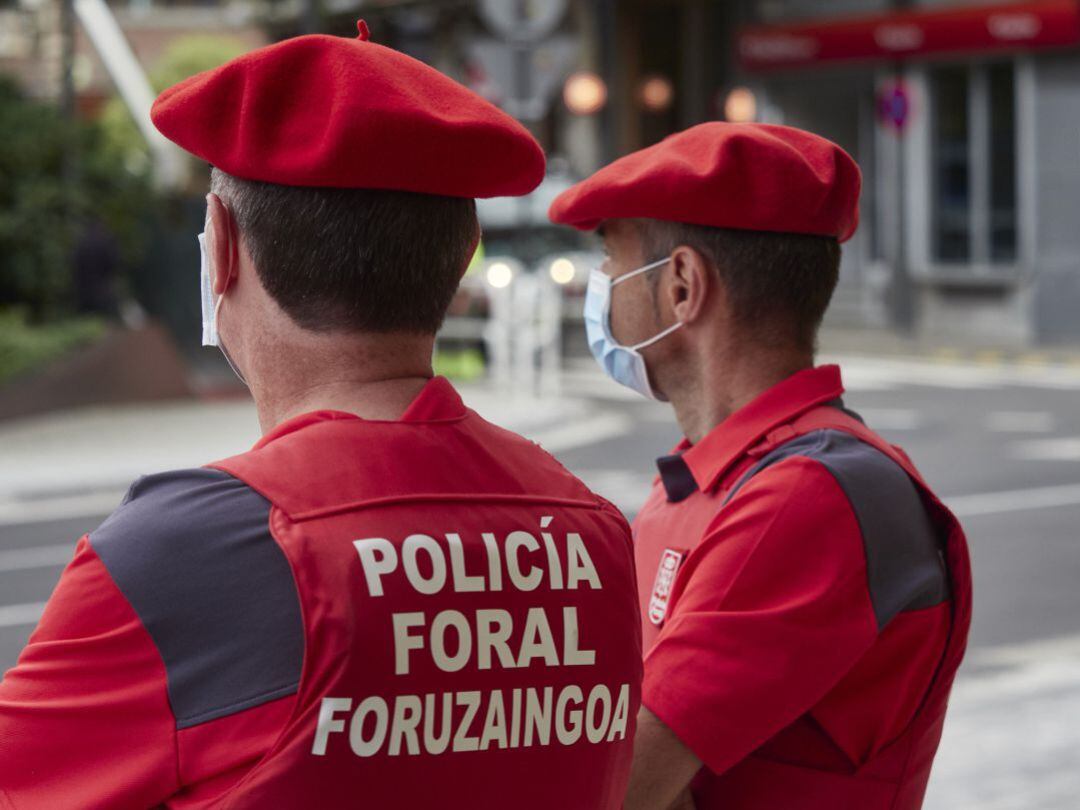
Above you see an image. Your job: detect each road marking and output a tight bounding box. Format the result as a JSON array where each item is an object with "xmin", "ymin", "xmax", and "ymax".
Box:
[
  {"xmin": 823, "ymin": 355, "xmax": 1080, "ymax": 391},
  {"xmin": 0, "ymin": 602, "xmax": 45, "ymax": 629},
  {"xmin": 574, "ymin": 469, "xmax": 656, "ymax": 515},
  {"xmin": 0, "ymin": 490, "xmax": 125, "ymax": 527},
  {"xmin": 0, "ymin": 409, "xmax": 633, "ymax": 529},
  {"xmin": 1010, "ymin": 437, "xmax": 1080, "ymax": 461},
  {"xmin": 557, "ymin": 371, "xmax": 648, "ymax": 402},
  {"xmin": 0, "ymin": 544, "xmax": 75, "ymax": 573},
  {"xmin": 924, "ymin": 634, "xmax": 1080, "ymax": 810},
  {"xmin": 973, "ymin": 632, "xmax": 1080, "ymax": 669},
  {"xmin": 528, "ymin": 412, "xmax": 635, "ymax": 453},
  {"xmin": 858, "ymin": 408, "xmax": 925, "ymax": 430},
  {"xmin": 946, "ymin": 482, "xmax": 1080, "ymax": 517},
  {"xmin": 985, "ymin": 411, "xmax": 1056, "ymax": 433}
]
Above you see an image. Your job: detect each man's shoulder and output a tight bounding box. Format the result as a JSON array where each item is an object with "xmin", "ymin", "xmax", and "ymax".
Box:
[
  {"xmin": 88, "ymin": 467, "xmax": 304, "ymax": 730},
  {"xmin": 97, "ymin": 466, "xmax": 265, "ymax": 529},
  {"xmin": 90, "ymin": 467, "xmax": 272, "ymax": 573},
  {"xmin": 728, "ymin": 429, "xmax": 950, "ymax": 630}
]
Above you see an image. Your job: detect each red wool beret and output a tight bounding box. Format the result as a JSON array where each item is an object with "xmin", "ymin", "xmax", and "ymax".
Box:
[
  {"xmin": 549, "ymin": 122, "xmax": 861, "ymax": 242},
  {"xmin": 151, "ymin": 21, "xmax": 545, "ymax": 198}
]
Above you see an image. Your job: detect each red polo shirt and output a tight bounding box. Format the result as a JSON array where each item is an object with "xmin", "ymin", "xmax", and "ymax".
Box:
[
  {"xmin": 0, "ymin": 377, "xmax": 642, "ymax": 810},
  {"xmin": 633, "ymin": 365, "xmax": 959, "ymax": 808}
]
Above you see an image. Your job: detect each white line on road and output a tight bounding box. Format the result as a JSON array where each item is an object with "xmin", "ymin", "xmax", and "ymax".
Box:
[
  {"xmin": 528, "ymin": 412, "xmax": 635, "ymax": 453},
  {"xmin": 1009, "ymin": 437, "xmax": 1080, "ymax": 462},
  {"xmin": 0, "ymin": 602, "xmax": 45, "ymax": 629},
  {"xmin": 3, "ymin": 463, "xmax": 1080, "ymax": 529},
  {"xmin": 924, "ymin": 633, "xmax": 1080, "ymax": 810},
  {"xmin": 946, "ymin": 482, "xmax": 1080, "ymax": 517},
  {"xmin": 858, "ymin": 408, "xmax": 926, "ymax": 431},
  {"xmin": 0, "ymin": 544, "xmax": 75, "ymax": 573},
  {"xmin": 0, "ymin": 490, "xmax": 125, "ymax": 528},
  {"xmin": 973, "ymin": 632, "xmax": 1080, "ymax": 669},
  {"xmin": 824, "ymin": 354, "xmax": 1080, "ymax": 391},
  {"xmin": 985, "ymin": 411, "xmax": 1056, "ymax": 433}
]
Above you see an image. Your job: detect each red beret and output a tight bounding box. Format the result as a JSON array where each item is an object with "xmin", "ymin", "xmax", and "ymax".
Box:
[
  {"xmin": 151, "ymin": 21, "xmax": 545, "ymax": 198},
  {"xmin": 549, "ymin": 122, "xmax": 861, "ymax": 242}
]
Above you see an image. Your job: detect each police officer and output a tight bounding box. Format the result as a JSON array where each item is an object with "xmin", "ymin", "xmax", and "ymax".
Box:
[
  {"xmin": 0, "ymin": 24, "xmax": 642, "ymax": 809},
  {"xmin": 548, "ymin": 122, "xmax": 972, "ymax": 810}
]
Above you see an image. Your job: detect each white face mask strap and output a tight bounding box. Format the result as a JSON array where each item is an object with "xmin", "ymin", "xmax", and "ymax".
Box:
[
  {"xmin": 629, "ymin": 320, "xmax": 683, "ymax": 352},
  {"xmin": 212, "ymin": 292, "xmax": 249, "ymax": 385},
  {"xmin": 611, "ymin": 256, "xmax": 671, "ymax": 287},
  {"xmin": 203, "ymin": 207, "xmax": 247, "ymax": 386}
]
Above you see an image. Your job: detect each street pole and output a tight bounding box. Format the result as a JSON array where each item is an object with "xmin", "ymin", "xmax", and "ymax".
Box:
[
  {"xmin": 512, "ymin": 0, "xmax": 534, "ymax": 224},
  {"xmin": 301, "ymin": 0, "xmax": 319, "ymax": 35},
  {"xmin": 889, "ymin": 0, "xmax": 916, "ymax": 333},
  {"xmin": 59, "ymin": 0, "xmax": 79, "ymax": 223},
  {"xmin": 597, "ymin": 0, "xmax": 617, "ymax": 163},
  {"xmin": 892, "ymin": 63, "xmax": 915, "ymax": 333}
]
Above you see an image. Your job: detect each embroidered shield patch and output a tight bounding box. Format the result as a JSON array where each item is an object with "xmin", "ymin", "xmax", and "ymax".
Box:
[{"xmin": 648, "ymin": 548, "xmax": 685, "ymax": 626}]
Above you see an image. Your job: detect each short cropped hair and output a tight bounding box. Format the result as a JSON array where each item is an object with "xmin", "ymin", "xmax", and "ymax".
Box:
[
  {"xmin": 637, "ymin": 220, "xmax": 841, "ymax": 352},
  {"xmin": 210, "ymin": 168, "xmax": 479, "ymax": 334}
]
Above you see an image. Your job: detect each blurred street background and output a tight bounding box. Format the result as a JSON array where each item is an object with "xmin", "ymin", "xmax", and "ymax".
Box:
[{"xmin": 2, "ymin": 1, "xmax": 1080, "ymax": 808}]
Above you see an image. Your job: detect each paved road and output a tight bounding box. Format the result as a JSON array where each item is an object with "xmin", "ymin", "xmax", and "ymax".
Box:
[{"xmin": 2, "ymin": 355, "xmax": 1078, "ymax": 808}]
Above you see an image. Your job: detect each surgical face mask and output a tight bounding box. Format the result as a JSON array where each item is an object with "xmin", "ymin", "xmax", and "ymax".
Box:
[
  {"xmin": 584, "ymin": 257, "xmax": 683, "ymax": 401},
  {"xmin": 197, "ymin": 229, "xmax": 248, "ymax": 386},
  {"xmin": 197, "ymin": 231, "xmax": 219, "ymax": 347}
]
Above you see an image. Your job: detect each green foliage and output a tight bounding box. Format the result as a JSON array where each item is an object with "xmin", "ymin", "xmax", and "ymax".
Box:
[
  {"xmin": 0, "ymin": 75, "xmax": 153, "ymax": 321},
  {"xmin": 0, "ymin": 308, "xmax": 106, "ymax": 386},
  {"xmin": 1, "ymin": 34, "xmax": 246, "ymax": 325},
  {"xmin": 433, "ymin": 348, "xmax": 486, "ymax": 381},
  {"xmin": 99, "ymin": 35, "xmax": 249, "ymax": 171}
]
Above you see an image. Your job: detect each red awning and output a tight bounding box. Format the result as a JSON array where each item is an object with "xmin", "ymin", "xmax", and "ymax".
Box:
[{"xmin": 737, "ymin": 0, "xmax": 1080, "ymax": 72}]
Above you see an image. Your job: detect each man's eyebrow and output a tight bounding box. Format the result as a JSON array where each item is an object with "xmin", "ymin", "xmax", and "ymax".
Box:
[{"xmin": 596, "ymin": 223, "xmax": 606, "ymax": 239}]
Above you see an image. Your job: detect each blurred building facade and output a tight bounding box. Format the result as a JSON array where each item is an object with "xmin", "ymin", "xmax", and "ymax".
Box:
[
  {"xmin": 0, "ymin": 0, "xmax": 267, "ymax": 113},
  {"xmin": 730, "ymin": 0, "xmax": 1080, "ymax": 346},
  {"xmin": 575, "ymin": 0, "xmax": 1080, "ymax": 346},
  {"xmin": 3, "ymin": 0, "xmax": 1079, "ymax": 346}
]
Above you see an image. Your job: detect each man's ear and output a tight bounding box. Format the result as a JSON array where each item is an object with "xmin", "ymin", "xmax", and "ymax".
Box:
[
  {"xmin": 666, "ymin": 245, "xmax": 712, "ymax": 326},
  {"xmin": 205, "ymin": 193, "xmax": 237, "ymax": 297},
  {"xmin": 461, "ymin": 221, "xmax": 482, "ymax": 281}
]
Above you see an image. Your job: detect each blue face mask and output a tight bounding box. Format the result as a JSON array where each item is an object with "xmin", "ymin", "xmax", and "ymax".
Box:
[{"xmin": 584, "ymin": 257, "xmax": 684, "ymax": 401}]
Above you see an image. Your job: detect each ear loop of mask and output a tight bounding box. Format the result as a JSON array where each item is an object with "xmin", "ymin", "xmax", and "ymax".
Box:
[
  {"xmin": 608, "ymin": 257, "xmax": 685, "ymax": 351},
  {"xmin": 207, "ymin": 213, "xmax": 249, "ymax": 387}
]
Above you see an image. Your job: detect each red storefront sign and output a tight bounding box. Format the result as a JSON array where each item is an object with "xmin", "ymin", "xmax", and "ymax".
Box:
[{"xmin": 738, "ymin": 0, "xmax": 1080, "ymax": 72}]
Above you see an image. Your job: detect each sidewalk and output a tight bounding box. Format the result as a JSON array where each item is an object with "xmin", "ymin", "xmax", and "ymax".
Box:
[
  {"xmin": 0, "ymin": 383, "xmax": 600, "ymax": 523},
  {"xmin": 8, "ymin": 345, "xmax": 1080, "ymax": 521},
  {"xmin": 819, "ymin": 325, "xmax": 1080, "ymax": 369},
  {"xmin": 924, "ymin": 636, "xmax": 1080, "ymax": 810}
]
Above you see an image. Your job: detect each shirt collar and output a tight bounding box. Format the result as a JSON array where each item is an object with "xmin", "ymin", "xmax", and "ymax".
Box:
[
  {"xmin": 656, "ymin": 365, "xmax": 845, "ymax": 502},
  {"xmin": 253, "ymin": 375, "xmax": 467, "ymax": 450}
]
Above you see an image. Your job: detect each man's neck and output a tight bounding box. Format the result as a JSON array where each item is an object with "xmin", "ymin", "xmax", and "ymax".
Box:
[
  {"xmin": 245, "ymin": 332, "xmax": 436, "ymax": 434},
  {"xmin": 254, "ymin": 374, "xmax": 433, "ymax": 434},
  {"xmin": 669, "ymin": 349, "xmax": 813, "ymax": 444}
]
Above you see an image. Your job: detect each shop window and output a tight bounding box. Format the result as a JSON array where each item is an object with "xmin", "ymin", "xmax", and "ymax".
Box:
[
  {"xmin": 988, "ymin": 62, "xmax": 1017, "ymax": 263},
  {"xmin": 929, "ymin": 61, "xmax": 1017, "ymax": 266}
]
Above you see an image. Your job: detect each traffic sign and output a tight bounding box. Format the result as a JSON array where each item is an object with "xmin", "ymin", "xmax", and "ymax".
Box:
[{"xmin": 478, "ymin": 0, "xmax": 567, "ymax": 44}]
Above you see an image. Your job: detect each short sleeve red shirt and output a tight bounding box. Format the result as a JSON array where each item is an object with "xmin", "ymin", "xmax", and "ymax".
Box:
[
  {"xmin": 632, "ymin": 366, "xmax": 953, "ymax": 796},
  {"xmin": 0, "ymin": 378, "xmax": 643, "ymax": 810}
]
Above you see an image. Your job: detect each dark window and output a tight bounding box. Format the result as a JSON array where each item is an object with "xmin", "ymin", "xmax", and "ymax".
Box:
[
  {"xmin": 929, "ymin": 61, "xmax": 1018, "ymax": 268},
  {"xmin": 988, "ymin": 62, "xmax": 1017, "ymax": 263},
  {"xmin": 930, "ymin": 66, "xmax": 971, "ymax": 263}
]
